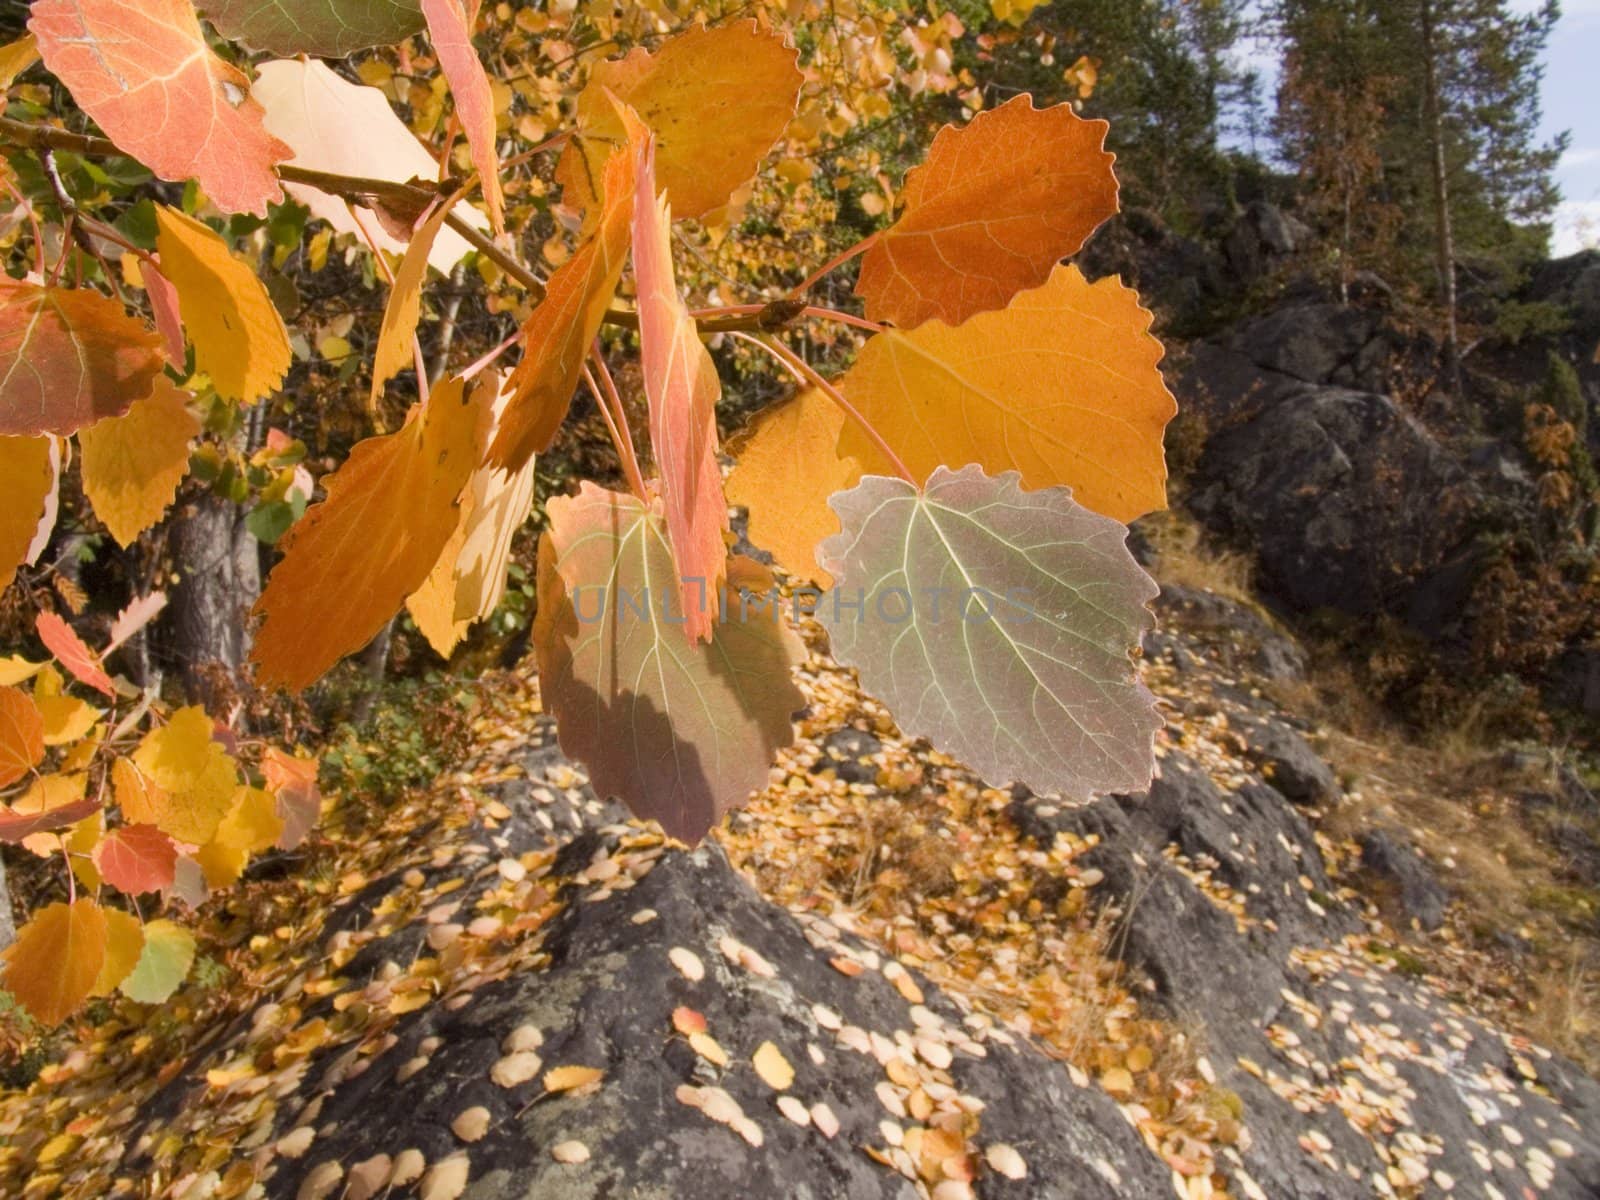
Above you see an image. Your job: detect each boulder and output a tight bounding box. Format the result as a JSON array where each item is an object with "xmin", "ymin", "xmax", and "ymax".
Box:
[{"xmin": 1359, "ymin": 830, "xmax": 1452, "ymax": 931}]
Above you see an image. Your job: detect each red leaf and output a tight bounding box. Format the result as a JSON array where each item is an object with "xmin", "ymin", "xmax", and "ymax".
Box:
[
  {"xmin": 36, "ymin": 612, "xmax": 114, "ymax": 697},
  {"xmin": 420, "ymin": 0, "xmax": 504, "ymax": 233},
  {"xmin": 143, "ymin": 261, "xmax": 186, "ymax": 366},
  {"xmin": 93, "ymin": 823, "xmax": 178, "ymax": 894},
  {"xmin": 30, "ymin": 0, "xmax": 289, "ymax": 216},
  {"xmin": 631, "ymin": 135, "xmax": 728, "ymax": 643},
  {"xmin": 0, "ymin": 282, "xmax": 164, "ymax": 437},
  {"xmin": 0, "ymin": 798, "xmax": 100, "ymax": 844}
]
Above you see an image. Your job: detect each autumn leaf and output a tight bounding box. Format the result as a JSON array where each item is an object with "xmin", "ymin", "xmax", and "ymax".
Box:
[
  {"xmin": 543, "ymin": 1065, "xmax": 604, "ymax": 1093},
  {"xmin": 140, "ymin": 262, "xmax": 186, "ymax": 367},
  {"xmin": 420, "ymin": 0, "xmax": 504, "ymax": 233},
  {"xmin": 93, "ymin": 824, "xmax": 179, "ymax": 895},
  {"xmin": 0, "ymin": 282, "xmax": 164, "ymax": 436},
  {"xmin": 154, "ymin": 207, "xmax": 292, "ymax": 404},
  {"xmin": 79, "ymin": 379, "xmax": 199, "ymax": 547},
  {"xmin": 215, "ymin": 787, "xmax": 285, "ymax": 854},
  {"xmin": 371, "ymin": 195, "xmax": 462, "ymax": 405},
  {"xmin": 130, "ymin": 706, "xmax": 240, "ymax": 845},
  {"xmin": 556, "ymin": 21, "xmax": 802, "ymax": 222},
  {"xmin": 203, "ymin": 0, "xmax": 425, "ymax": 56},
  {"xmin": 106, "ymin": 592, "xmax": 169, "ymax": 656},
  {"xmin": 0, "ymin": 686, "xmax": 44, "ymax": 788},
  {"xmin": 725, "ymin": 391, "xmax": 868, "ymax": 589},
  {"xmin": 29, "ymin": 0, "xmax": 289, "ymax": 215},
  {"xmin": 35, "ymin": 613, "xmax": 114, "ymax": 697},
  {"xmin": 488, "ymin": 107, "xmax": 646, "ymax": 470},
  {"xmin": 119, "ymin": 918, "xmax": 194, "ymax": 1004},
  {"xmin": 0, "ymin": 436, "xmax": 55, "ymax": 590},
  {"xmin": 632, "ymin": 137, "xmax": 728, "ymax": 642},
  {"xmin": 838, "ymin": 265, "xmax": 1175, "ymax": 523},
  {"xmin": 262, "ymin": 748, "xmax": 320, "ymax": 850},
  {"xmin": 92, "ymin": 908, "xmax": 143, "ymax": 997},
  {"xmin": 2, "ymin": 899, "xmax": 107, "ymax": 1025},
  {"xmin": 409, "ymin": 377, "xmax": 538, "ymax": 657},
  {"xmin": 817, "ymin": 466, "xmax": 1161, "ymax": 800},
  {"xmin": 252, "ymin": 378, "xmax": 488, "ymax": 691},
  {"xmin": 0, "ymin": 797, "xmax": 99, "ymax": 844},
  {"xmin": 254, "ymin": 59, "xmax": 481, "ymax": 273},
  {"xmin": 855, "ymin": 95, "xmax": 1118, "ymax": 328},
  {"xmin": 535, "ymin": 485, "xmax": 804, "ymax": 843},
  {"xmin": 0, "ymin": 33, "xmax": 37, "ymax": 91}
]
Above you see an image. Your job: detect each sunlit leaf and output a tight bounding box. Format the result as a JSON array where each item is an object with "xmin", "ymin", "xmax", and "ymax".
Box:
[
  {"xmin": 203, "ymin": 0, "xmax": 425, "ymax": 56},
  {"xmin": 535, "ymin": 484, "xmax": 804, "ymax": 843},
  {"xmin": 130, "ymin": 706, "xmax": 239, "ymax": 844},
  {"xmin": 93, "ymin": 823, "xmax": 179, "ymax": 894},
  {"xmin": 488, "ymin": 106, "xmax": 646, "ymax": 471},
  {"xmin": 817, "ymin": 465, "xmax": 1160, "ymax": 799},
  {"xmin": 0, "ymin": 437, "xmax": 54, "ymax": 591},
  {"xmin": 556, "ymin": 21, "xmax": 802, "ymax": 222},
  {"xmin": 215, "ymin": 786, "xmax": 284, "ymax": 854},
  {"xmin": 632, "ymin": 136, "xmax": 727, "ymax": 642},
  {"xmin": 91, "ymin": 908, "xmax": 143, "ymax": 997},
  {"xmin": 839, "ymin": 265, "xmax": 1175, "ymax": 524},
  {"xmin": 252, "ymin": 378, "xmax": 487, "ymax": 691},
  {"xmin": 29, "ymin": 0, "xmax": 289, "ymax": 215},
  {"xmin": 154, "ymin": 206, "xmax": 292, "ymax": 404},
  {"xmin": 0, "ymin": 283, "xmax": 163, "ymax": 436},
  {"xmin": 1, "ymin": 899, "xmax": 107, "ymax": 1025},
  {"xmin": 370, "ymin": 196, "xmax": 459, "ymax": 404},
  {"xmin": 118, "ymin": 918, "xmax": 194, "ymax": 1004},
  {"xmin": 78, "ymin": 379, "xmax": 199, "ymax": 547},
  {"xmin": 856, "ymin": 95, "xmax": 1118, "ymax": 329},
  {"xmin": 35, "ymin": 612, "xmax": 113, "ymax": 697},
  {"xmin": 420, "ymin": 0, "xmax": 503, "ymax": 232},
  {"xmin": 0, "ymin": 686, "xmax": 44, "ymax": 788},
  {"xmin": 105, "ymin": 592, "xmax": 169, "ymax": 656}
]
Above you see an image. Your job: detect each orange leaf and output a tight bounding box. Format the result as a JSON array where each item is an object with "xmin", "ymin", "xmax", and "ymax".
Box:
[
  {"xmin": 0, "ymin": 282, "xmax": 164, "ymax": 436},
  {"xmin": 0, "ymin": 798, "xmax": 99, "ymax": 844},
  {"xmin": 142, "ymin": 261, "xmax": 185, "ymax": 366},
  {"xmin": 93, "ymin": 823, "xmax": 178, "ymax": 894},
  {"xmin": 0, "ymin": 436, "xmax": 56, "ymax": 590},
  {"xmin": 262, "ymin": 748, "xmax": 320, "ymax": 850},
  {"xmin": 543, "ymin": 1065, "xmax": 604, "ymax": 1093},
  {"xmin": 251, "ymin": 378, "xmax": 488, "ymax": 691},
  {"xmin": 556, "ymin": 21, "xmax": 802, "ymax": 222},
  {"xmin": 725, "ymin": 390, "xmax": 869, "ymax": 589},
  {"xmin": 78, "ymin": 378, "xmax": 199, "ymax": 547},
  {"xmin": 36, "ymin": 613, "xmax": 114, "ymax": 697},
  {"xmin": 29, "ymin": 0, "xmax": 289, "ymax": 215},
  {"xmin": 839, "ymin": 265, "xmax": 1175, "ymax": 523},
  {"xmin": 1, "ymin": 899, "xmax": 107, "ymax": 1026},
  {"xmin": 488, "ymin": 108, "xmax": 645, "ymax": 471},
  {"xmin": 371, "ymin": 196, "xmax": 461, "ymax": 406},
  {"xmin": 0, "ymin": 686, "xmax": 44, "ymax": 788},
  {"xmin": 154, "ymin": 207, "xmax": 292, "ymax": 404},
  {"xmin": 856, "ymin": 95, "xmax": 1118, "ymax": 329},
  {"xmin": 420, "ymin": 0, "xmax": 504, "ymax": 233},
  {"xmin": 632, "ymin": 136, "xmax": 727, "ymax": 643}
]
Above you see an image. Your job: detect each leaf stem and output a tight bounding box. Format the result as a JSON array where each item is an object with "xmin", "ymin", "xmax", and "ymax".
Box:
[
  {"xmin": 787, "ymin": 231, "xmax": 877, "ymax": 298},
  {"xmin": 584, "ymin": 349, "xmax": 648, "ymax": 501},
  {"xmin": 734, "ymin": 332, "xmax": 916, "ymax": 486}
]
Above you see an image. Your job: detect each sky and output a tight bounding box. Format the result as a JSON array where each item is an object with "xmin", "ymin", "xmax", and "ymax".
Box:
[
  {"xmin": 1521, "ymin": 0, "xmax": 1600, "ymax": 254},
  {"xmin": 1233, "ymin": 0, "xmax": 1597, "ymax": 255}
]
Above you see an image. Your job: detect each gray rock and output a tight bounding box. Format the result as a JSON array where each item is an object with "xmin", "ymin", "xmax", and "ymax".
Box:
[
  {"xmin": 814, "ymin": 727, "xmax": 884, "ymax": 785},
  {"xmin": 1359, "ymin": 830, "xmax": 1452, "ymax": 931},
  {"xmin": 1232, "ymin": 711, "xmax": 1338, "ymax": 806}
]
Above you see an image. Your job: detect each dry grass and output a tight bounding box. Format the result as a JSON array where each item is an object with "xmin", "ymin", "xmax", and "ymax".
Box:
[{"xmin": 1141, "ymin": 510, "xmax": 1258, "ymax": 607}]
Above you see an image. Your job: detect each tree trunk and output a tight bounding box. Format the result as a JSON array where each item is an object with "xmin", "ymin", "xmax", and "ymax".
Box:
[
  {"xmin": 165, "ymin": 489, "xmax": 260, "ymax": 708},
  {"xmin": 0, "ymin": 856, "xmax": 15, "ymax": 954},
  {"xmin": 1419, "ymin": 0, "xmax": 1462, "ymax": 395}
]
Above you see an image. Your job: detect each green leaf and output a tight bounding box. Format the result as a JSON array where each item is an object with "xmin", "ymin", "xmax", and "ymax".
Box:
[
  {"xmin": 535, "ymin": 484, "xmax": 805, "ymax": 844},
  {"xmin": 118, "ymin": 918, "xmax": 195, "ymax": 1004},
  {"xmin": 201, "ymin": 0, "xmax": 425, "ymax": 56},
  {"xmin": 817, "ymin": 465, "xmax": 1160, "ymax": 799},
  {"xmin": 246, "ymin": 500, "xmax": 297, "ymax": 546}
]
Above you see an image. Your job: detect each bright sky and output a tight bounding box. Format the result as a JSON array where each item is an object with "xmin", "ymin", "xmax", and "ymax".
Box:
[{"xmin": 1521, "ymin": 0, "xmax": 1600, "ymax": 254}]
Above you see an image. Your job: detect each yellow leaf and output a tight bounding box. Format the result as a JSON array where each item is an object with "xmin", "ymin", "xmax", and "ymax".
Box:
[
  {"xmin": 194, "ymin": 836, "xmax": 247, "ymax": 889},
  {"xmin": 726, "ymin": 390, "xmax": 867, "ymax": 589},
  {"xmin": 1101, "ymin": 1065, "xmax": 1135, "ymax": 1098},
  {"xmin": 0, "ymin": 33, "xmax": 39, "ymax": 93},
  {"xmin": 839, "ymin": 265, "xmax": 1175, "ymax": 523},
  {"xmin": 1, "ymin": 899, "xmax": 107, "ymax": 1026},
  {"xmin": 154, "ymin": 205, "xmax": 291, "ymax": 403},
  {"xmin": 370, "ymin": 193, "xmax": 461, "ymax": 405},
  {"xmin": 543, "ymin": 1065, "xmax": 604, "ymax": 1093},
  {"xmin": 408, "ymin": 375, "xmax": 538, "ymax": 656},
  {"xmin": 92, "ymin": 908, "xmax": 144, "ymax": 996},
  {"xmin": 556, "ymin": 21, "xmax": 802, "ymax": 222},
  {"xmin": 0, "ymin": 436, "xmax": 54, "ymax": 590},
  {"xmin": 78, "ymin": 378, "xmax": 199, "ymax": 547},
  {"xmin": 13, "ymin": 771, "xmax": 86, "ymax": 814},
  {"xmin": 752, "ymin": 1041, "xmax": 794, "ymax": 1090},
  {"xmin": 214, "ymin": 786, "xmax": 283, "ymax": 854},
  {"xmin": 0, "ymin": 656, "xmax": 46, "ymax": 686},
  {"xmin": 119, "ymin": 918, "xmax": 194, "ymax": 1004},
  {"xmin": 131, "ymin": 706, "xmax": 239, "ymax": 844},
  {"xmin": 251, "ymin": 378, "xmax": 488, "ymax": 691},
  {"xmin": 66, "ymin": 808, "xmax": 103, "ymax": 891}
]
